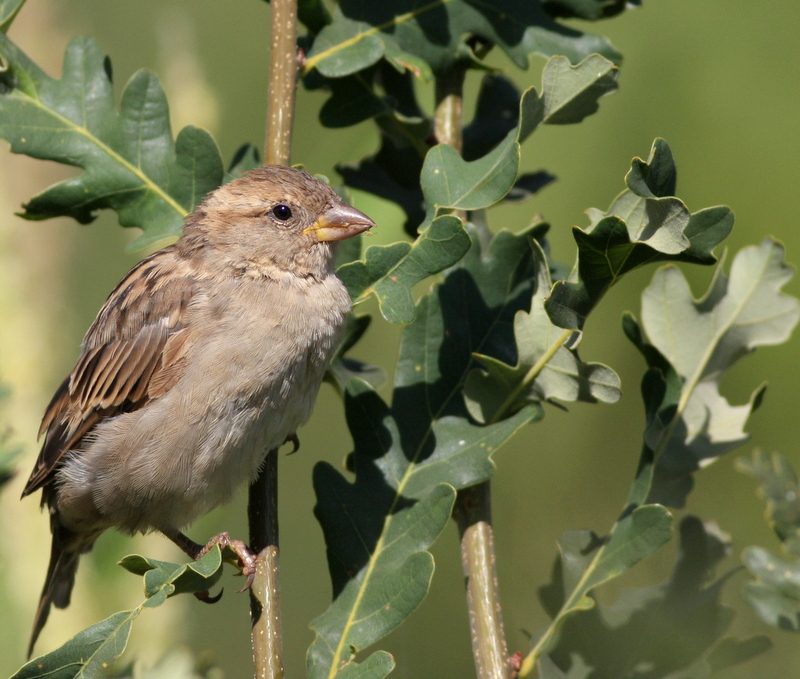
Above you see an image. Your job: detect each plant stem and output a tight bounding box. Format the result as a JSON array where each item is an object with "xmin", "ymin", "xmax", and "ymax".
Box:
[
  {"xmin": 435, "ymin": 65, "xmax": 512, "ymax": 679},
  {"xmin": 453, "ymin": 483, "xmax": 512, "ymax": 679},
  {"xmin": 249, "ymin": 450, "xmax": 283, "ymax": 679},
  {"xmin": 250, "ymin": 0, "xmax": 298, "ymax": 676},
  {"xmin": 264, "ymin": 0, "xmax": 298, "ymax": 165}
]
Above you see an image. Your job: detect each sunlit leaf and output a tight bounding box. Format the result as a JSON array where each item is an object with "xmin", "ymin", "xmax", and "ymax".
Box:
[
  {"xmin": 422, "ymin": 56, "xmax": 617, "ymax": 226},
  {"xmin": 625, "ymin": 239, "xmax": 799, "ymax": 508},
  {"xmin": 546, "ymin": 140, "xmax": 733, "ymax": 330},
  {"xmin": 0, "ymin": 35, "xmax": 223, "ymax": 250},
  {"xmin": 336, "ymin": 215, "xmax": 470, "ymax": 324},
  {"xmin": 464, "ymin": 239, "xmax": 620, "ymax": 424},
  {"xmin": 743, "ymin": 548, "xmax": 800, "ymax": 632},
  {"xmin": 738, "ymin": 450, "xmax": 800, "ymax": 632}
]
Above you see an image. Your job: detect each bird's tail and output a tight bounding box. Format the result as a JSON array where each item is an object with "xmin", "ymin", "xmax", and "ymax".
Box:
[{"xmin": 28, "ymin": 517, "xmax": 95, "ymax": 658}]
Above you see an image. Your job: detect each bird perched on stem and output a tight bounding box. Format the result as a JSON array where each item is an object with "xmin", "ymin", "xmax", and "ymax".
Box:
[{"xmin": 22, "ymin": 165, "xmax": 375, "ymax": 656}]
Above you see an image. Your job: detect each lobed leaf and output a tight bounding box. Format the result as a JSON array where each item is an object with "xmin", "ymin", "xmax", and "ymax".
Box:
[
  {"xmin": 10, "ymin": 549, "xmax": 223, "ymax": 678},
  {"xmin": 0, "ymin": 0, "xmax": 25, "ymax": 33},
  {"xmin": 0, "ymin": 35, "xmax": 223, "ymax": 250},
  {"xmin": 303, "ymin": 0, "xmax": 622, "ymax": 80},
  {"xmin": 534, "ymin": 517, "xmax": 771, "ymax": 678},
  {"xmin": 464, "ymin": 238, "xmax": 620, "ymax": 424},
  {"xmin": 631, "ymin": 239, "xmax": 798, "ymax": 507},
  {"xmin": 310, "ymin": 224, "xmax": 547, "ymax": 677},
  {"xmin": 737, "ymin": 450, "xmax": 800, "ymax": 555},
  {"xmin": 743, "ymin": 547, "xmax": 800, "ymax": 632},
  {"xmin": 738, "ymin": 450, "xmax": 800, "ymax": 632},
  {"xmin": 336, "ymin": 215, "xmax": 470, "ymax": 324},
  {"xmin": 118, "ymin": 545, "xmax": 223, "ymax": 598},
  {"xmin": 521, "ymin": 505, "xmax": 673, "ymax": 675},
  {"xmin": 546, "ymin": 139, "xmax": 733, "ymax": 330},
  {"xmin": 12, "ymin": 611, "xmax": 138, "ymax": 679},
  {"xmin": 421, "ymin": 55, "xmax": 617, "ymax": 227}
]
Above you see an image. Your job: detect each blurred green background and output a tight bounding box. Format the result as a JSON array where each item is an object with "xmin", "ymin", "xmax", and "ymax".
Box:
[{"xmin": 1, "ymin": 1, "xmax": 799, "ymax": 677}]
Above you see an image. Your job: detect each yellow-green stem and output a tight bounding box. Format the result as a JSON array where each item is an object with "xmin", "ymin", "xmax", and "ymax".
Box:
[
  {"xmin": 437, "ymin": 65, "xmax": 512, "ymax": 679},
  {"xmin": 250, "ymin": 0, "xmax": 298, "ymax": 677}
]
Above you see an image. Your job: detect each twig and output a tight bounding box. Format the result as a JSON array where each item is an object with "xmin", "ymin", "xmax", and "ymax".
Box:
[
  {"xmin": 453, "ymin": 483, "xmax": 512, "ymax": 679},
  {"xmin": 264, "ymin": 0, "xmax": 298, "ymax": 165},
  {"xmin": 249, "ymin": 0, "xmax": 299, "ymax": 676},
  {"xmin": 435, "ymin": 65, "xmax": 512, "ymax": 679},
  {"xmin": 249, "ymin": 450, "xmax": 283, "ymax": 679}
]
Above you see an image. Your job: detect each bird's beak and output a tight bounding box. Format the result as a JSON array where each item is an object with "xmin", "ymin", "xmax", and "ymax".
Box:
[{"xmin": 304, "ymin": 202, "xmax": 375, "ymax": 242}]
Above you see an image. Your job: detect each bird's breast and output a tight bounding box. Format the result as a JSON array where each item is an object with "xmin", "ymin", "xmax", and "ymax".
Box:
[{"xmin": 60, "ymin": 271, "xmax": 352, "ymax": 534}]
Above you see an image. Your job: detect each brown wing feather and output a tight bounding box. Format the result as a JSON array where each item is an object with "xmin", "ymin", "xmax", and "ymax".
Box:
[{"xmin": 22, "ymin": 246, "xmax": 202, "ymax": 498}]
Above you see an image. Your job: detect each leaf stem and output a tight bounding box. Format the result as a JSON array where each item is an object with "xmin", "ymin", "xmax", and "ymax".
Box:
[
  {"xmin": 489, "ymin": 329, "xmax": 573, "ymax": 426},
  {"xmin": 250, "ymin": 0, "xmax": 298, "ymax": 676},
  {"xmin": 436, "ymin": 65, "xmax": 512, "ymax": 679}
]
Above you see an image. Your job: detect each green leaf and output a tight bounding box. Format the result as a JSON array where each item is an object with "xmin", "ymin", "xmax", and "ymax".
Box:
[
  {"xmin": 118, "ymin": 545, "xmax": 223, "ymax": 598},
  {"xmin": 102, "ymin": 647, "xmax": 224, "ymax": 679},
  {"xmin": 12, "ymin": 611, "xmax": 138, "ymax": 679},
  {"xmin": 325, "ymin": 314, "xmax": 386, "ymax": 395},
  {"xmin": 0, "ymin": 0, "xmax": 26, "ymax": 33},
  {"xmin": 743, "ymin": 547, "xmax": 800, "ymax": 632},
  {"xmin": 520, "ymin": 54, "xmax": 618, "ymax": 133},
  {"xmin": 11, "ymin": 548, "xmax": 227, "ymax": 678},
  {"xmin": 336, "ymin": 651, "xmax": 395, "ymax": 679},
  {"xmin": 546, "ymin": 140, "xmax": 734, "ymax": 330},
  {"xmin": 738, "ymin": 450, "xmax": 800, "ymax": 632},
  {"xmin": 308, "ymin": 481, "xmax": 454, "ymax": 679},
  {"xmin": 536, "ymin": 516, "xmax": 771, "ymax": 678},
  {"xmin": 0, "ymin": 35, "xmax": 223, "ymax": 249},
  {"xmin": 336, "ymin": 215, "xmax": 470, "ymax": 324},
  {"xmin": 737, "ymin": 450, "xmax": 800, "ymax": 555},
  {"xmin": 630, "ymin": 239, "xmax": 799, "ymax": 507},
  {"xmin": 542, "ymin": 0, "xmax": 640, "ymax": 21},
  {"xmin": 226, "ymin": 142, "xmax": 261, "ymax": 181},
  {"xmin": 522, "ymin": 505, "xmax": 673, "ymax": 673},
  {"xmin": 421, "ymin": 56, "xmax": 617, "ymax": 226},
  {"xmin": 303, "ymin": 0, "xmax": 622, "ymax": 79},
  {"xmin": 464, "ymin": 238, "xmax": 620, "ymax": 424},
  {"xmin": 310, "ymin": 224, "xmax": 546, "ymax": 677}
]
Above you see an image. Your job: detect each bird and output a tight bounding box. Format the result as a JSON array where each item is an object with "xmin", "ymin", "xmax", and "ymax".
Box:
[{"xmin": 21, "ymin": 164, "xmax": 375, "ymax": 656}]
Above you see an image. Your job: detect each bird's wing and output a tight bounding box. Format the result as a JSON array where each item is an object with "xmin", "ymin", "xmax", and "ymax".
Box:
[{"xmin": 22, "ymin": 246, "xmax": 202, "ymax": 497}]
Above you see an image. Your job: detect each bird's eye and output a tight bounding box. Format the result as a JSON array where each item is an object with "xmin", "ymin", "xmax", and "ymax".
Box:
[{"xmin": 272, "ymin": 204, "xmax": 293, "ymax": 221}]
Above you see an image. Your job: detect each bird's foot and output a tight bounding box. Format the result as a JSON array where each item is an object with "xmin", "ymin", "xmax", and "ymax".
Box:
[
  {"xmin": 198, "ymin": 532, "xmax": 257, "ymax": 592},
  {"xmin": 167, "ymin": 529, "xmax": 257, "ymax": 593}
]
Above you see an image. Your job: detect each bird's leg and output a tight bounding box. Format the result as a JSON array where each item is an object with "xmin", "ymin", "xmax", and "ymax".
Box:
[{"xmin": 165, "ymin": 529, "xmax": 257, "ymax": 594}]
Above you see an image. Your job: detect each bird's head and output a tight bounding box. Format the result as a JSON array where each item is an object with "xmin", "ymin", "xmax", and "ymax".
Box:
[{"xmin": 184, "ymin": 165, "xmax": 375, "ymax": 277}]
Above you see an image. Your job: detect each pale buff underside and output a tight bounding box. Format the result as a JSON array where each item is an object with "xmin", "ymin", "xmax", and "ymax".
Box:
[{"xmin": 56, "ymin": 270, "xmax": 350, "ymax": 535}]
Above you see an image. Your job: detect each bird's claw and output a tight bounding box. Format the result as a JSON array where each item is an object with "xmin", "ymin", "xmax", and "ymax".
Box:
[
  {"xmin": 194, "ymin": 588, "xmax": 224, "ymax": 604},
  {"xmin": 284, "ymin": 432, "xmax": 300, "ymax": 454}
]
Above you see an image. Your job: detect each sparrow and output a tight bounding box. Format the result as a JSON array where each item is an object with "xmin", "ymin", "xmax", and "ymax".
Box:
[{"xmin": 22, "ymin": 165, "xmax": 375, "ymax": 656}]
